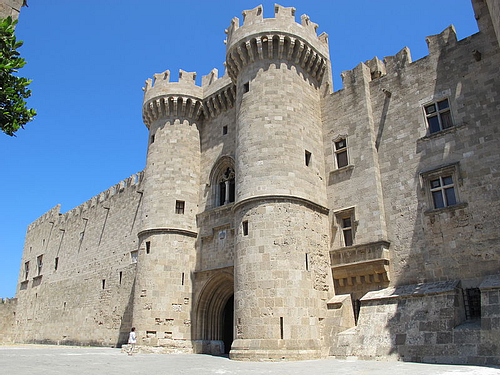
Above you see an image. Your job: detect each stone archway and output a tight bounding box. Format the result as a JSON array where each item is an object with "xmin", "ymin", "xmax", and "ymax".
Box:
[{"xmin": 194, "ymin": 272, "xmax": 234, "ymax": 355}]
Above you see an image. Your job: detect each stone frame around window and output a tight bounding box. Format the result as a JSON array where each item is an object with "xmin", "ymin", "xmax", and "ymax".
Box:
[
  {"xmin": 208, "ymin": 155, "xmax": 236, "ymax": 209},
  {"xmin": 419, "ymin": 90, "xmax": 456, "ymax": 137},
  {"xmin": 332, "ymin": 135, "xmax": 350, "ymax": 170},
  {"xmin": 333, "ymin": 206, "xmax": 357, "ymax": 248},
  {"xmin": 420, "ymin": 162, "xmax": 466, "ymax": 214}
]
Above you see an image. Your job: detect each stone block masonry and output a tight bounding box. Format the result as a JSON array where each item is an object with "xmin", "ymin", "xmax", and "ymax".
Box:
[{"xmin": 1, "ymin": 0, "xmax": 500, "ymax": 365}]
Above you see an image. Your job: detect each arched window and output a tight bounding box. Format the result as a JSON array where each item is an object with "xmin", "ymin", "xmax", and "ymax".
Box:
[
  {"xmin": 217, "ymin": 167, "xmax": 235, "ymax": 206},
  {"xmin": 209, "ymin": 156, "xmax": 236, "ymax": 208}
]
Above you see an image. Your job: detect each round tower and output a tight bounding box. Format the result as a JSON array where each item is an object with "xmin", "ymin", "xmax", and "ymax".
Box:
[
  {"xmin": 227, "ymin": 5, "xmax": 334, "ymax": 360},
  {"xmin": 133, "ymin": 70, "xmax": 203, "ymax": 352}
]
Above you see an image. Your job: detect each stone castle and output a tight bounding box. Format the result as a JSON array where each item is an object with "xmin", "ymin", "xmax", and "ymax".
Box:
[{"xmin": 1, "ymin": 0, "xmax": 499, "ymax": 365}]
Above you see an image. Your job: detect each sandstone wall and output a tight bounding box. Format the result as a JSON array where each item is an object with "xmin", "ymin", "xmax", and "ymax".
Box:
[
  {"xmin": 11, "ymin": 173, "xmax": 143, "ymax": 346},
  {"xmin": 0, "ymin": 298, "xmax": 17, "ymax": 343},
  {"xmin": 0, "ymin": 0, "xmax": 23, "ymax": 20},
  {"xmin": 323, "ymin": 14, "xmax": 500, "ymax": 294}
]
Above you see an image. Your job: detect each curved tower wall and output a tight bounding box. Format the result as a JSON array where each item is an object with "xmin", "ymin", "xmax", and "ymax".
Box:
[
  {"xmin": 132, "ymin": 70, "xmax": 203, "ymax": 351},
  {"xmin": 227, "ymin": 5, "xmax": 333, "ymax": 360}
]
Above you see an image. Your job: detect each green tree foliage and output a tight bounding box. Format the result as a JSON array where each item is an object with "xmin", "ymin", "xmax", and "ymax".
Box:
[{"xmin": 0, "ymin": 16, "xmax": 36, "ymax": 136}]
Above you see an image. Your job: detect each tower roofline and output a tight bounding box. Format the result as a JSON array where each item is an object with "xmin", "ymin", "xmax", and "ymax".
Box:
[{"xmin": 225, "ymin": 4, "xmax": 329, "ymax": 59}]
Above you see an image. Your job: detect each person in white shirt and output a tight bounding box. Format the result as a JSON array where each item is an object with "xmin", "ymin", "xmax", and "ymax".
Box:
[{"xmin": 127, "ymin": 327, "xmax": 136, "ymax": 355}]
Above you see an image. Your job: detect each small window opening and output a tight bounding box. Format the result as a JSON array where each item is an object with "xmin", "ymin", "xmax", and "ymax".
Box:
[
  {"xmin": 305, "ymin": 253, "xmax": 309, "ymax": 271},
  {"xmin": 222, "ymin": 125, "xmax": 228, "ymax": 135},
  {"xmin": 334, "ymin": 138, "xmax": 348, "ymax": 168},
  {"xmin": 242, "ymin": 220, "xmax": 249, "ymax": 236},
  {"xmin": 119, "ymin": 271, "xmax": 123, "ymax": 285},
  {"xmin": 54, "ymin": 257, "xmax": 59, "ymax": 271},
  {"xmin": 175, "ymin": 200, "xmax": 185, "ymax": 214},
  {"xmin": 181, "ymin": 272, "xmax": 185, "ymax": 286},
  {"xmin": 102, "ymin": 279, "xmax": 106, "ymax": 289},
  {"xmin": 342, "ymin": 217, "xmax": 353, "ymax": 247},
  {"xmin": 243, "ymin": 82, "xmax": 249, "ymax": 93},
  {"xmin": 353, "ymin": 298, "xmax": 361, "ymax": 324},
  {"xmin": 463, "ymin": 288, "xmax": 481, "ymax": 320},
  {"xmin": 24, "ymin": 261, "xmax": 29, "ymax": 280},
  {"xmin": 150, "ymin": 134, "xmax": 155, "ymax": 144},
  {"xmin": 36, "ymin": 255, "xmax": 43, "ymax": 276},
  {"xmin": 305, "ymin": 150, "xmax": 312, "ymax": 166},
  {"xmin": 131, "ymin": 250, "xmax": 138, "ymax": 264},
  {"xmin": 280, "ymin": 317, "xmax": 284, "ymax": 339},
  {"xmin": 146, "ymin": 241, "xmax": 151, "ymax": 254}
]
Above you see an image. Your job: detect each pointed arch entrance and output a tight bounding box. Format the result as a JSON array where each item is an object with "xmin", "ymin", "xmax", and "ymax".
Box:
[{"xmin": 195, "ymin": 271, "xmax": 234, "ymax": 355}]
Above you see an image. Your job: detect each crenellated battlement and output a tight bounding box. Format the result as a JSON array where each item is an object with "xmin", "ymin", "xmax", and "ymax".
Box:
[
  {"xmin": 27, "ymin": 172, "xmax": 144, "ymax": 232},
  {"xmin": 142, "ymin": 68, "xmax": 237, "ymax": 126},
  {"xmin": 340, "ymin": 24, "xmax": 461, "ymax": 90},
  {"xmin": 224, "ymin": 4, "xmax": 330, "ymax": 83}
]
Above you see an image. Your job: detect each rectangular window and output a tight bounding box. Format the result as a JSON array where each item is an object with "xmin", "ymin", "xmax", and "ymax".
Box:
[
  {"xmin": 150, "ymin": 134, "xmax": 155, "ymax": 144},
  {"xmin": 421, "ymin": 163, "xmax": 462, "ymax": 212},
  {"xmin": 54, "ymin": 257, "xmax": 59, "ymax": 271},
  {"xmin": 146, "ymin": 241, "xmax": 151, "ymax": 254},
  {"xmin": 430, "ymin": 175, "xmax": 457, "ymax": 209},
  {"xmin": 102, "ymin": 279, "xmax": 106, "ymax": 289},
  {"xmin": 242, "ymin": 220, "xmax": 249, "ymax": 236},
  {"xmin": 24, "ymin": 261, "xmax": 29, "ymax": 280},
  {"xmin": 334, "ymin": 138, "xmax": 348, "ymax": 168},
  {"xmin": 222, "ymin": 125, "xmax": 228, "ymax": 135},
  {"xmin": 342, "ymin": 217, "xmax": 353, "ymax": 247},
  {"xmin": 131, "ymin": 250, "xmax": 138, "ymax": 264},
  {"xmin": 463, "ymin": 288, "xmax": 481, "ymax": 320},
  {"xmin": 305, "ymin": 150, "xmax": 312, "ymax": 166},
  {"xmin": 243, "ymin": 82, "xmax": 249, "ymax": 93},
  {"xmin": 175, "ymin": 200, "xmax": 185, "ymax": 214},
  {"xmin": 424, "ymin": 98, "xmax": 453, "ymax": 134},
  {"xmin": 334, "ymin": 207, "xmax": 356, "ymax": 248},
  {"xmin": 36, "ymin": 255, "xmax": 43, "ymax": 276}
]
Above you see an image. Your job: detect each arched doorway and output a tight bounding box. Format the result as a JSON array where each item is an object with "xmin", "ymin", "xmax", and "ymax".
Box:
[
  {"xmin": 195, "ymin": 272, "xmax": 234, "ymax": 355},
  {"xmin": 221, "ymin": 295, "xmax": 234, "ymax": 353}
]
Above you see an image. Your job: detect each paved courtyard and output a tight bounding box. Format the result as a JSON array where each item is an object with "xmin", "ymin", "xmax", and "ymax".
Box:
[{"xmin": 1, "ymin": 345, "xmax": 499, "ymax": 375}]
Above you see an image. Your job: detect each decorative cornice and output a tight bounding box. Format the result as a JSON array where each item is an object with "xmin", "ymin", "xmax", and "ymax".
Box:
[
  {"xmin": 138, "ymin": 227, "xmax": 198, "ymax": 238},
  {"xmin": 202, "ymin": 84, "xmax": 236, "ymax": 120},
  {"xmin": 226, "ymin": 33, "xmax": 328, "ymax": 83},
  {"xmin": 231, "ymin": 194, "xmax": 329, "ymax": 215},
  {"xmin": 142, "ymin": 95, "xmax": 204, "ymax": 128}
]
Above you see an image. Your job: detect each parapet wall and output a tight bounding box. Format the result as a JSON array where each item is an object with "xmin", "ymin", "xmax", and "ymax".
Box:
[
  {"xmin": 0, "ymin": 0, "xmax": 23, "ymax": 20},
  {"xmin": 12, "ymin": 172, "xmax": 146, "ymax": 346},
  {"xmin": 0, "ymin": 298, "xmax": 17, "ymax": 343},
  {"xmin": 27, "ymin": 171, "xmax": 144, "ymax": 232}
]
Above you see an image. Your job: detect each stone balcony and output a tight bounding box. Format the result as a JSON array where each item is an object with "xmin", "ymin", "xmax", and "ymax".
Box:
[{"xmin": 330, "ymin": 240, "xmax": 390, "ymax": 287}]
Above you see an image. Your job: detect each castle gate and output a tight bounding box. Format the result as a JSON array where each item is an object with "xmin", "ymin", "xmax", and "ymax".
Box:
[{"xmin": 194, "ymin": 271, "xmax": 234, "ymax": 355}]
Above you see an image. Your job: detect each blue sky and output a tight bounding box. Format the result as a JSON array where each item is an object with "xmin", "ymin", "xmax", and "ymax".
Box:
[{"xmin": 0, "ymin": 1, "xmax": 478, "ymax": 298}]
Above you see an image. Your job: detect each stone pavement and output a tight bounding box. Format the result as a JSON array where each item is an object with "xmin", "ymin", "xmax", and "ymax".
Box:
[{"xmin": 1, "ymin": 345, "xmax": 499, "ymax": 375}]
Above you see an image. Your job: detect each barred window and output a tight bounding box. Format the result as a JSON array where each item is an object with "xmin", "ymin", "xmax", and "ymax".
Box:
[{"xmin": 175, "ymin": 200, "xmax": 185, "ymax": 214}]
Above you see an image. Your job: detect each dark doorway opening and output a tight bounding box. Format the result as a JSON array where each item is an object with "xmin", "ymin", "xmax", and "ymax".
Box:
[{"xmin": 221, "ymin": 295, "xmax": 234, "ymax": 354}]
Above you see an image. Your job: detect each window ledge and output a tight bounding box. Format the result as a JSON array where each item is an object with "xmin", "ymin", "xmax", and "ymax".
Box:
[
  {"xmin": 424, "ymin": 202, "xmax": 468, "ymax": 216},
  {"xmin": 330, "ymin": 164, "xmax": 354, "ymax": 176},
  {"xmin": 418, "ymin": 123, "xmax": 466, "ymax": 142},
  {"xmin": 33, "ymin": 275, "xmax": 43, "ymax": 280}
]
